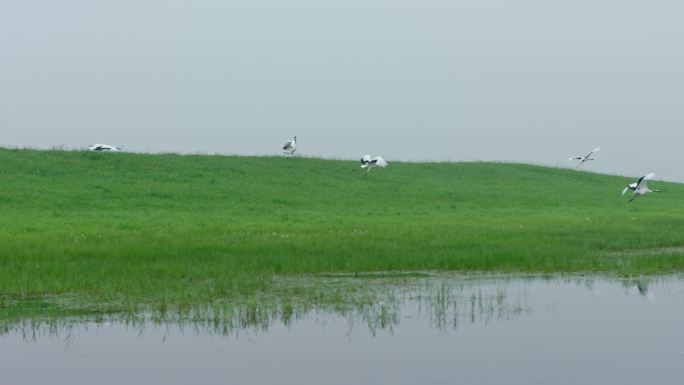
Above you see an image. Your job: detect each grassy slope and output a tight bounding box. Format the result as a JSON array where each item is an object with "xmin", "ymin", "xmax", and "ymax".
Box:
[{"xmin": 1, "ymin": 148, "xmax": 684, "ymax": 306}]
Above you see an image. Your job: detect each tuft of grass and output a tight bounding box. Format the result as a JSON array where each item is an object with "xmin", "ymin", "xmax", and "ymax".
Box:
[{"xmin": 1, "ymin": 148, "xmax": 684, "ymax": 317}]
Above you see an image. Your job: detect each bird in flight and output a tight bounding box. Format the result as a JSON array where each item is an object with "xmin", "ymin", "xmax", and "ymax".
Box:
[
  {"xmin": 622, "ymin": 173, "xmax": 660, "ymax": 202},
  {"xmin": 360, "ymin": 155, "xmax": 388, "ymax": 173},
  {"xmin": 568, "ymin": 147, "xmax": 600, "ymax": 169},
  {"xmin": 282, "ymin": 136, "xmax": 297, "ymax": 156}
]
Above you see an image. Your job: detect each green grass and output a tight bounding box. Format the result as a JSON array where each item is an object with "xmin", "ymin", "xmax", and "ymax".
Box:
[{"xmin": 1, "ymin": 147, "xmax": 684, "ymax": 316}]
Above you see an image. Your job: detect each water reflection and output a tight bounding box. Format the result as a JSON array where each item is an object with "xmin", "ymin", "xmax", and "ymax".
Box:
[
  {"xmin": 1, "ymin": 274, "xmax": 535, "ymax": 340},
  {"xmin": 3, "ymin": 275, "xmax": 684, "ymax": 385},
  {"xmin": 1, "ymin": 274, "xmax": 676, "ymax": 341}
]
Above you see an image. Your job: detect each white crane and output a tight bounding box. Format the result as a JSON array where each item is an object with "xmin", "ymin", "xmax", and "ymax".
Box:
[
  {"xmin": 568, "ymin": 147, "xmax": 600, "ymax": 169},
  {"xmin": 88, "ymin": 144, "xmax": 121, "ymax": 152},
  {"xmin": 282, "ymin": 136, "xmax": 297, "ymax": 156},
  {"xmin": 360, "ymin": 155, "xmax": 388, "ymax": 173},
  {"xmin": 622, "ymin": 173, "xmax": 660, "ymax": 202}
]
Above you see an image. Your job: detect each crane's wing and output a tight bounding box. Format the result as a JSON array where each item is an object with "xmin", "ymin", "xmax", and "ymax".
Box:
[
  {"xmin": 360, "ymin": 155, "xmax": 371, "ymax": 168},
  {"xmin": 372, "ymin": 156, "xmax": 388, "ymax": 167},
  {"xmin": 636, "ymin": 173, "xmax": 655, "ymax": 189},
  {"xmin": 568, "ymin": 156, "xmax": 582, "ymax": 161},
  {"xmin": 622, "ymin": 183, "xmax": 638, "ymax": 196},
  {"xmin": 588, "ymin": 147, "xmax": 600, "ymax": 156},
  {"xmin": 282, "ymin": 141, "xmax": 293, "ymax": 150}
]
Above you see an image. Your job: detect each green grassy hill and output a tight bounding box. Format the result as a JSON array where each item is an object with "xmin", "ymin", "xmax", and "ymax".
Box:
[{"xmin": 1, "ymin": 148, "xmax": 684, "ymax": 309}]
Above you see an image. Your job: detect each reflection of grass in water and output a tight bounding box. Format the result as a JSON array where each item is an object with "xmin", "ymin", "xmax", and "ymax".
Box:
[
  {"xmin": 1, "ymin": 275, "xmax": 531, "ymax": 339},
  {"xmin": 414, "ymin": 281, "xmax": 527, "ymax": 331}
]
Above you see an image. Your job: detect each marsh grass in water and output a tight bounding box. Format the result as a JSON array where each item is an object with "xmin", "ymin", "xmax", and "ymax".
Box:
[
  {"xmin": 2, "ymin": 274, "xmax": 663, "ymax": 339},
  {"xmin": 1, "ymin": 148, "xmax": 684, "ymax": 319},
  {"xmin": 1, "ymin": 274, "xmax": 534, "ymax": 338}
]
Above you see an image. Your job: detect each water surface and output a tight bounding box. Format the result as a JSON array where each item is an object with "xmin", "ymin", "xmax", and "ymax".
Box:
[{"xmin": 2, "ymin": 275, "xmax": 683, "ymax": 385}]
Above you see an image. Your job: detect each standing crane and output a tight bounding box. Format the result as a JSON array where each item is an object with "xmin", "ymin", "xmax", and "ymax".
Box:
[{"xmin": 282, "ymin": 136, "xmax": 297, "ymax": 156}]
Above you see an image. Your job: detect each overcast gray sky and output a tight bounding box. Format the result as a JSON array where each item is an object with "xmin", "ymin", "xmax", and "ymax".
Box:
[{"xmin": 1, "ymin": 0, "xmax": 683, "ymax": 180}]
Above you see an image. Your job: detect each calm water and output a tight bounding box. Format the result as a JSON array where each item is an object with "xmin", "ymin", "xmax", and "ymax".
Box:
[{"xmin": 2, "ymin": 275, "xmax": 684, "ymax": 385}]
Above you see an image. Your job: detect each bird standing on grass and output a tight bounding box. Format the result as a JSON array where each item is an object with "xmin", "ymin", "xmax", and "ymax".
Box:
[
  {"xmin": 360, "ymin": 155, "xmax": 388, "ymax": 173},
  {"xmin": 282, "ymin": 136, "xmax": 297, "ymax": 156},
  {"xmin": 622, "ymin": 173, "xmax": 660, "ymax": 202},
  {"xmin": 568, "ymin": 147, "xmax": 600, "ymax": 169},
  {"xmin": 88, "ymin": 144, "xmax": 121, "ymax": 152}
]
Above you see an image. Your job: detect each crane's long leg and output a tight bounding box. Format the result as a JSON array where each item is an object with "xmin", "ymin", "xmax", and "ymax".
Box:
[{"xmin": 629, "ymin": 194, "xmax": 639, "ymax": 202}]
